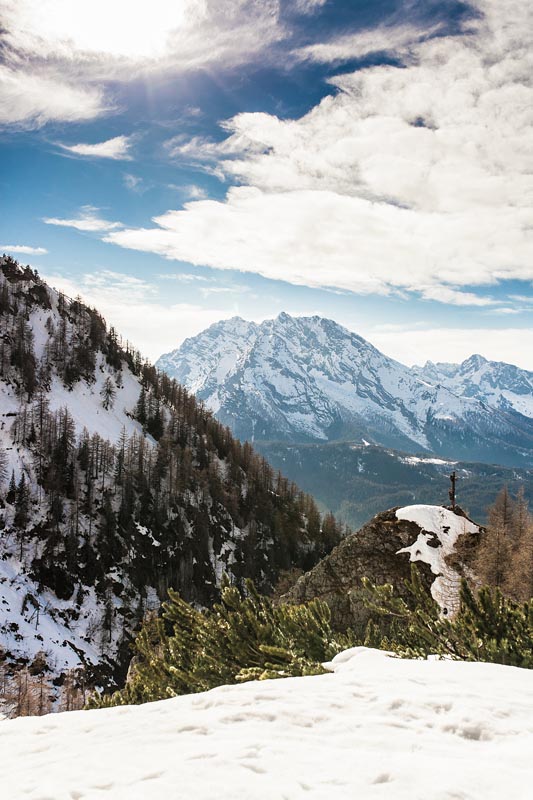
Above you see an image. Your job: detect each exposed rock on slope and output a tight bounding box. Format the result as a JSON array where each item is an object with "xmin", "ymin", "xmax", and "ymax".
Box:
[{"xmin": 285, "ymin": 504, "xmax": 481, "ymax": 628}]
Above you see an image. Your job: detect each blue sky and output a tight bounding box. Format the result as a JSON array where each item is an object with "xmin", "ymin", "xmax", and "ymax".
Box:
[{"xmin": 1, "ymin": 0, "xmax": 533, "ymax": 367}]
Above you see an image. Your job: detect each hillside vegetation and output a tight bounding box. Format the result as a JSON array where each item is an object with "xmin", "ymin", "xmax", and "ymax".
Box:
[{"xmin": 0, "ymin": 257, "xmax": 344, "ymax": 713}]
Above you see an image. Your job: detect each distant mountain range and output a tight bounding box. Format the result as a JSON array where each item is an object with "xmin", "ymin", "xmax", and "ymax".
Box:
[
  {"xmin": 413, "ymin": 355, "xmax": 533, "ymax": 419},
  {"xmin": 156, "ymin": 313, "xmax": 533, "ymax": 468}
]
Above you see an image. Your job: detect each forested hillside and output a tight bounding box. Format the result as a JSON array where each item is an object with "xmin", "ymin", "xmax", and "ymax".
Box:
[
  {"xmin": 0, "ymin": 257, "xmax": 343, "ymax": 714},
  {"xmin": 258, "ymin": 441, "xmax": 533, "ymax": 529}
]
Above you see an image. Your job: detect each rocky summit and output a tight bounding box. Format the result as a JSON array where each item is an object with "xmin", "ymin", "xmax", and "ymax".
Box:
[{"xmin": 284, "ymin": 504, "xmax": 482, "ymax": 629}]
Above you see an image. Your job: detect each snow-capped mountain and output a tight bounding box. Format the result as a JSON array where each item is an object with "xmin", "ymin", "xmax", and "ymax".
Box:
[
  {"xmin": 156, "ymin": 314, "xmax": 533, "ymax": 467},
  {"xmin": 414, "ymin": 355, "xmax": 533, "ymax": 420},
  {"xmin": 0, "ymin": 259, "xmax": 339, "ymax": 698}
]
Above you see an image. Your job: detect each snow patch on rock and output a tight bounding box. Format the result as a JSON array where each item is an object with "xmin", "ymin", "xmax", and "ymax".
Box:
[{"xmin": 396, "ymin": 505, "xmax": 479, "ymax": 613}]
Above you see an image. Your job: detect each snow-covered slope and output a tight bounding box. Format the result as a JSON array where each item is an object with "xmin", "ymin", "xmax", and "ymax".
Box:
[
  {"xmin": 1, "ymin": 647, "xmax": 532, "ymax": 799},
  {"xmin": 0, "ymin": 259, "xmax": 336, "ymax": 697},
  {"xmin": 157, "ymin": 313, "xmax": 533, "ymax": 467},
  {"xmin": 0, "ymin": 272, "xmax": 147, "ymax": 676},
  {"xmin": 415, "ymin": 354, "xmax": 533, "ymax": 420}
]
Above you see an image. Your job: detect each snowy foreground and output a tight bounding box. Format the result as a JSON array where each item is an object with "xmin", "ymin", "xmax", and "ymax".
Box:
[{"xmin": 1, "ymin": 648, "xmax": 532, "ymax": 800}]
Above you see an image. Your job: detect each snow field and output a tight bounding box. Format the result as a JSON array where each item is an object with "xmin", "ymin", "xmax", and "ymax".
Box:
[{"xmin": 0, "ymin": 647, "xmax": 532, "ymax": 799}]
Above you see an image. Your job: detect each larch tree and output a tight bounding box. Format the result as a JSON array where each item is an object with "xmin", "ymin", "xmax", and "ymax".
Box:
[{"xmin": 474, "ymin": 488, "xmax": 514, "ymax": 589}]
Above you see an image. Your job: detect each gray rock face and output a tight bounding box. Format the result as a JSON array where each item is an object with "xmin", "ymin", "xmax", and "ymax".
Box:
[{"xmin": 284, "ymin": 506, "xmax": 481, "ymax": 630}]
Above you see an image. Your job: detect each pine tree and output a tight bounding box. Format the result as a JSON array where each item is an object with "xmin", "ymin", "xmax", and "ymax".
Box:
[
  {"xmin": 88, "ymin": 579, "xmax": 355, "ymax": 708},
  {"xmin": 14, "ymin": 473, "xmax": 30, "ymax": 529},
  {"xmin": 100, "ymin": 376, "xmax": 116, "ymax": 410},
  {"xmin": 6, "ymin": 470, "xmax": 16, "ymax": 504},
  {"xmin": 135, "ymin": 386, "xmax": 147, "ymax": 426},
  {"xmin": 358, "ymin": 565, "xmax": 533, "ymax": 668}
]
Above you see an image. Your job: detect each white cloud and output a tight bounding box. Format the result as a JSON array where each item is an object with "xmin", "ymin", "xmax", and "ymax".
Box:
[
  {"xmin": 105, "ymin": 186, "xmax": 530, "ymax": 301},
  {"xmin": 0, "ymin": 245, "xmax": 47, "ymax": 255},
  {"xmin": 417, "ymin": 286, "xmax": 500, "ymax": 307},
  {"xmin": 166, "ymin": 181, "xmax": 210, "ymax": 199},
  {"xmin": 59, "ymin": 135, "xmax": 133, "ymax": 160},
  {"xmin": 0, "ymin": 64, "xmax": 108, "ymax": 127},
  {"xmin": 104, "ymin": 0, "xmax": 533, "ymax": 307},
  {"xmin": 76, "ymin": 270, "xmax": 158, "ymax": 299},
  {"xmin": 159, "ymin": 273, "xmax": 212, "ymax": 282},
  {"xmin": 199, "ymin": 284, "xmax": 254, "ymax": 297},
  {"xmin": 2, "ymin": 0, "xmax": 188, "ymax": 61},
  {"xmin": 295, "ymin": 22, "xmax": 445, "ymax": 63},
  {"xmin": 1, "ymin": 0, "xmax": 286, "ymax": 116},
  {"xmin": 294, "ymin": 0, "xmax": 328, "ymax": 13},
  {"xmin": 364, "ymin": 325, "xmax": 533, "ymax": 371},
  {"xmin": 0, "ymin": 0, "xmax": 291, "ymax": 129},
  {"xmin": 43, "ymin": 206, "xmax": 122, "ymax": 232},
  {"xmin": 183, "ymin": 185, "xmax": 208, "ymax": 200},
  {"xmin": 123, "ymin": 174, "xmax": 146, "ymax": 194}
]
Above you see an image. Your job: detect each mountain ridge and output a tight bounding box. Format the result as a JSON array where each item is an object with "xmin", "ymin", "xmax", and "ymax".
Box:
[
  {"xmin": 156, "ymin": 313, "xmax": 533, "ymax": 467},
  {"xmin": 413, "ymin": 353, "xmax": 533, "ymax": 419}
]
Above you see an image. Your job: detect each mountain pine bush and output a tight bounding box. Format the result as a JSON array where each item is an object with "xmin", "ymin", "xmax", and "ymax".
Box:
[
  {"xmin": 359, "ymin": 565, "xmax": 533, "ymax": 668},
  {"xmin": 88, "ymin": 579, "xmax": 355, "ymax": 708}
]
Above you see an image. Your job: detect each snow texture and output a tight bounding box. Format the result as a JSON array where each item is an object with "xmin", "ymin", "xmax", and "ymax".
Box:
[
  {"xmin": 396, "ymin": 505, "xmax": 479, "ymax": 613},
  {"xmin": 0, "ymin": 555, "xmax": 101, "ymax": 671},
  {"xmin": 0, "ymin": 647, "xmax": 532, "ymax": 799}
]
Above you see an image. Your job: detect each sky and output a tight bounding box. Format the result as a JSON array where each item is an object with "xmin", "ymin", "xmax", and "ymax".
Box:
[{"xmin": 1, "ymin": 0, "xmax": 533, "ymax": 368}]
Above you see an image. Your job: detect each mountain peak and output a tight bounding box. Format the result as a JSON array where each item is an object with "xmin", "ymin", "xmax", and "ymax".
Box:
[
  {"xmin": 462, "ymin": 353, "xmax": 488, "ymax": 369},
  {"xmin": 155, "ymin": 312, "xmax": 533, "ymax": 463}
]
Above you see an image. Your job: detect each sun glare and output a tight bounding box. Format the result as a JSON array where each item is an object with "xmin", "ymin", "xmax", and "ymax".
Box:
[{"xmin": 7, "ymin": 0, "xmax": 192, "ymax": 59}]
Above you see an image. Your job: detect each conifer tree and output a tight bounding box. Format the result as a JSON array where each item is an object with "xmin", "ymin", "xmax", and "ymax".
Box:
[
  {"xmin": 88, "ymin": 579, "xmax": 354, "ymax": 708},
  {"xmin": 474, "ymin": 488, "xmax": 513, "ymax": 588},
  {"xmin": 135, "ymin": 386, "xmax": 147, "ymax": 426},
  {"xmin": 6, "ymin": 470, "xmax": 16, "ymax": 504},
  {"xmin": 14, "ymin": 473, "xmax": 30, "ymax": 529},
  {"xmin": 100, "ymin": 377, "xmax": 116, "ymax": 410},
  {"xmin": 358, "ymin": 565, "xmax": 533, "ymax": 668}
]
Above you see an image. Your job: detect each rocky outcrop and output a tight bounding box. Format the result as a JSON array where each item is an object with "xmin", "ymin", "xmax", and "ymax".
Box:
[{"xmin": 284, "ymin": 505, "xmax": 482, "ymax": 630}]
